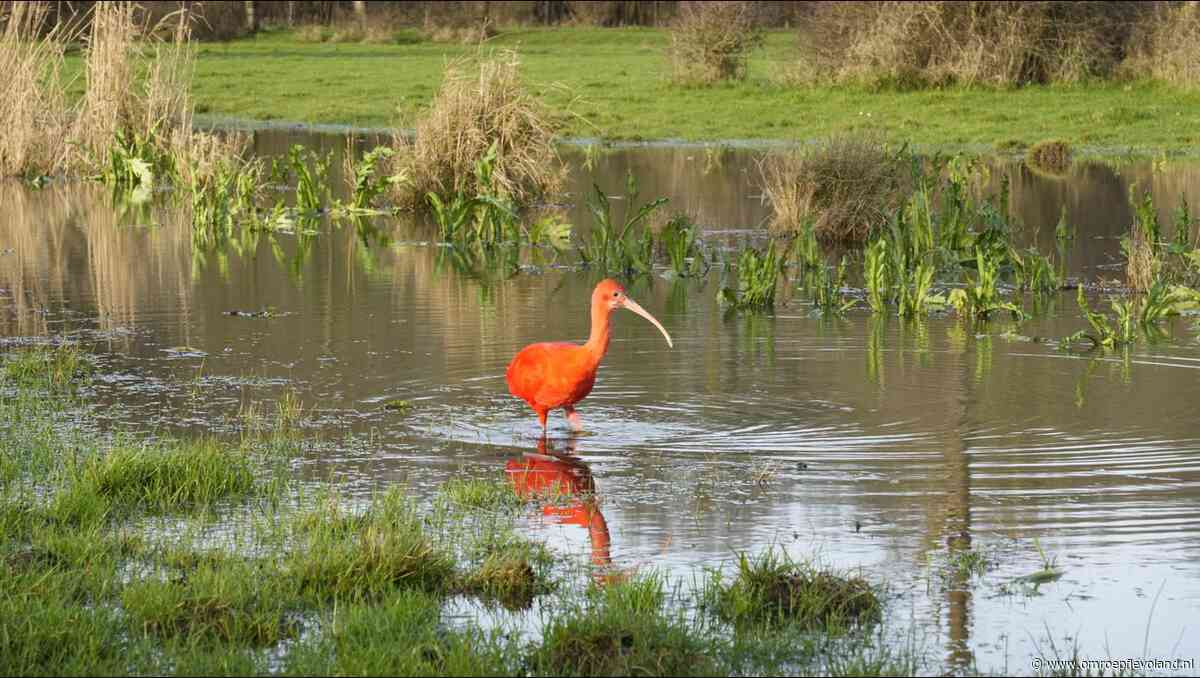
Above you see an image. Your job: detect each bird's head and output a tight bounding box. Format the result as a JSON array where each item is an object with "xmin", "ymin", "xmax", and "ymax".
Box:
[{"xmin": 592, "ymin": 279, "xmax": 673, "ymax": 348}]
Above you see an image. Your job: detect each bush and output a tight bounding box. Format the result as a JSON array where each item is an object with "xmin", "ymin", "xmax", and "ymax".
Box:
[
  {"xmin": 1125, "ymin": 1, "xmax": 1200, "ymax": 87},
  {"xmin": 759, "ymin": 134, "xmax": 909, "ymax": 242},
  {"xmin": 668, "ymin": 1, "xmax": 764, "ymax": 84},
  {"xmin": 791, "ymin": 1, "xmax": 1144, "ymax": 88},
  {"xmin": 390, "ymin": 51, "xmax": 563, "ymax": 209},
  {"xmin": 1026, "ymin": 139, "xmax": 1072, "ymax": 176}
]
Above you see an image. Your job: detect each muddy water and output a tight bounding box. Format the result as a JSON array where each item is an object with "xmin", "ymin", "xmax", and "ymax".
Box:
[{"xmin": 3, "ymin": 131, "xmax": 1200, "ymax": 674}]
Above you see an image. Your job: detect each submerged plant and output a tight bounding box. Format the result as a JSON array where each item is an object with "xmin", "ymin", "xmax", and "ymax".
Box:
[{"xmin": 288, "ymin": 145, "xmax": 332, "ymax": 215}]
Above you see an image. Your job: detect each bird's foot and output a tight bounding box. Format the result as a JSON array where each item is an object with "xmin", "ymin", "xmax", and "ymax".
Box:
[{"xmin": 565, "ymin": 409, "xmax": 584, "ymax": 434}]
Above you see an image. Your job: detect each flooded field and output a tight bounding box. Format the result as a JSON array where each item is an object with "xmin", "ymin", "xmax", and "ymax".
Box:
[{"xmin": 3, "ymin": 131, "xmax": 1200, "ymax": 675}]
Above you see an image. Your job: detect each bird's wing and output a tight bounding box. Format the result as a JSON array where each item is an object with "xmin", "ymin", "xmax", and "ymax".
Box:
[{"xmin": 507, "ymin": 343, "xmax": 589, "ymax": 408}]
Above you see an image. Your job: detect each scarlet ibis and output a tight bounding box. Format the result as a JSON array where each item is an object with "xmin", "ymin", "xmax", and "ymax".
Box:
[{"xmin": 506, "ymin": 278, "xmax": 673, "ymax": 433}]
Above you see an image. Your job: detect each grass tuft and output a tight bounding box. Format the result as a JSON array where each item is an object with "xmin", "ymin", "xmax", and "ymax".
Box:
[
  {"xmin": 2, "ymin": 344, "xmax": 94, "ymax": 392},
  {"xmin": 709, "ymin": 550, "xmax": 881, "ymax": 631},
  {"xmin": 439, "ymin": 477, "xmax": 525, "ymax": 511},
  {"xmin": 287, "ymin": 488, "xmax": 455, "ymax": 600},
  {"xmin": 1026, "ymin": 139, "xmax": 1073, "ymax": 176},
  {"xmin": 532, "ymin": 574, "xmax": 717, "ymax": 677},
  {"xmin": 462, "ymin": 541, "xmax": 554, "ymax": 610},
  {"xmin": 70, "ymin": 438, "xmax": 256, "ymax": 515}
]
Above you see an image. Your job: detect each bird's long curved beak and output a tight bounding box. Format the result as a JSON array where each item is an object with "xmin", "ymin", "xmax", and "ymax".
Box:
[{"xmin": 621, "ymin": 297, "xmax": 673, "ymax": 348}]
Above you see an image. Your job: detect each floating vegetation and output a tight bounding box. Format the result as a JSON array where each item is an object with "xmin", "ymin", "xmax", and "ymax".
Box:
[
  {"xmin": 1066, "ymin": 286, "xmax": 1136, "ymax": 349},
  {"xmin": 949, "ymin": 248, "xmax": 1024, "ymax": 321}
]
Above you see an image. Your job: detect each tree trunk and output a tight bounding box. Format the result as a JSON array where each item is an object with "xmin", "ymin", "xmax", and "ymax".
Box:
[
  {"xmin": 244, "ymin": 1, "xmax": 257, "ymax": 33},
  {"xmin": 287, "ymin": 1, "xmax": 295, "ymax": 27},
  {"xmin": 353, "ymin": 1, "xmax": 367, "ymax": 28}
]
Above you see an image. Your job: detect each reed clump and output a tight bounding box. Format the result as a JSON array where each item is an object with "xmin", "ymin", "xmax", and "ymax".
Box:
[
  {"xmin": 0, "ymin": 2, "xmax": 75, "ymax": 178},
  {"xmin": 1026, "ymin": 139, "xmax": 1072, "ymax": 176},
  {"xmin": 390, "ymin": 50, "xmax": 563, "ymax": 209},
  {"xmin": 759, "ymin": 134, "xmax": 908, "ymax": 243},
  {"xmin": 667, "ymin": 1, "xmax": 764, "ymax": 84}
]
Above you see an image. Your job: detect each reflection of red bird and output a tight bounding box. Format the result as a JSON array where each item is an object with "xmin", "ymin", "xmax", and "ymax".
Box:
[
  {"xmin": 505, "ymin": 443, "xmax": 613, "ymax": 569},
  {"xmin": 506, "ymin": 279, "xmax": 672, "ymax": 434}
]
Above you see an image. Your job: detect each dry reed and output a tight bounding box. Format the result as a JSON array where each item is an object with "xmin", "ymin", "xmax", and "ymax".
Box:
[
  {"xmin": 0, "ymin": 2, "xmax": 75, "ymax": 177},
  {"xmin": 759, "ymin": 134, "xmax": 908, "ymax": 243},
  {"xmin": 390, "ymin": 50, "xmax": 562, "ymax": 208}
]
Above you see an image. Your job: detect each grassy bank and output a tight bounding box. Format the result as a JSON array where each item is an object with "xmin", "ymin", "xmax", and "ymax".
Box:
[
  {"xmin": 0, "ymin": 343, "xmax": 911, "ymax": 677},
  {"xmin": 117, "ymin": 27, "xmax": 1200, "ymax": 148}
]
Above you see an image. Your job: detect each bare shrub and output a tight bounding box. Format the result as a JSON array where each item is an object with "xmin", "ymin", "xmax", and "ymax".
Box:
[
  {"xmin": 390, "ymin": 51, "xmax": 563, "ymax": 208},
  {"xmin": 0, "ymin": 2, "xmax": 75, "ymax": 177},
  {"xmin": 1026, "ymin": 139, "xmax": 1072, "ymax": 176},
  {"xmin": 793, "ymin": 1, "xmax": 1142, "ymax": 88},
  {"xmin": 1125, "ymin": 1, "xmax": 1200, "ymax": 87},
  {"xmin": 759, "ymin": 134, "xmax": 909, "ymax": 243},
  {"xmin": 668, "ymin": 1, "xmax": 764, "ymax": 84}
]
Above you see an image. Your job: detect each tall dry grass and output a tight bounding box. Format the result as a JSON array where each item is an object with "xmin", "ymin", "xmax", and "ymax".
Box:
[
  {"xmin": 667, "ymin": 1, "xmax": 764, "ymax": 84},
  {"xmin": 1126, "ymin": 1, "xmax": 1200, "ymax": 87},
  {"xmin": 0, "ymin": 2, "xmax": 75, "ymax": 177},
  {"xmin": 759, "ymin": 134, "xmax": 909, "ymax": 243},
  {"xmin": 390, "ymin": 50, "xmax": 562, "ymax": 208},
  {"xmin": 73, "ymin": 2, "xmax": 197, "ymax": 172},
  {"xmin": 791, "ymin": 1, "xmax": 1143, "ymax": 88}
]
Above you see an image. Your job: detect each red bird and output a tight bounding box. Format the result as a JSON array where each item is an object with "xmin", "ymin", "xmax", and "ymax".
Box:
[{"xmin": 506, "ymin": 279, "xmax": 673, "ymax": 434}]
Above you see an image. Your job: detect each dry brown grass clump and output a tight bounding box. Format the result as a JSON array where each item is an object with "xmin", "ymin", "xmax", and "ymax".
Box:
[
  {"xmin": 759, "ymin": 134, "xmax": 909, "ymax": 243},
  {"xmin": 1125, "ymin": 1, "xmax": 1200, "ymax": 87},
  {"xmin": 1125, "ymin": 229, "xmax": 1159, "ymax": 293},
  {"xmin": 667, "ymin": 1, "xmax": 764, "ymax": 84},
  {"xmin": 390, "ymin": 50, "xmax": 563, "ymax": 208},
  {"xmin": 792, "ymin": 1, "xmax": 1141, "ymax": 88},
  {"xmin": 0, "ymin": 2, "xmax": 75, "ymax": 177},
  {"xmin": 1026, "ymin": 139, "xmax": 1072, "ymax": 176}
]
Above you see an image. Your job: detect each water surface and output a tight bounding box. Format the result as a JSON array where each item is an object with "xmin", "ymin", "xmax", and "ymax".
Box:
[{"xmin": 2, "ymin": 131, "xmax": 1200, "ymax": 674}]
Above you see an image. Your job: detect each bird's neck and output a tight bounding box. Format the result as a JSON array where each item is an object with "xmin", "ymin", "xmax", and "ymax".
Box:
[{"xmin": 583, "ymin": 303, "xmax": 611, "ymax": 363}]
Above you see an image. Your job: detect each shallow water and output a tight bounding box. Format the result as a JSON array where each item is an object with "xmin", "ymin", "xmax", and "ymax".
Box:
[{"xmin": 3, "ymin": 131, "xmax": 1200, "ymax": 674}]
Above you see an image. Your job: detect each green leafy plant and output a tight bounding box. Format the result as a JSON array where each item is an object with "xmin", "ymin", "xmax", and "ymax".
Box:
[
  {"xmin": 347, "ymin": 146, "xmax": 405, "ymax": 211},
  {"xmin": 661, "ymin": 213, "xmax": 707, "ymax": 277},
  {"xmin": 897, "ymin": 262, "xmax": 935, "ymax": 318},
  {"xmin": 1010, "ymin": 247, "xmax": 1060, "ymax": 295},
  {"xmin": 719, "ymin": 241, "xmax": 784, "ymax": 310},
  {"xmin": 864, "ymin": 237, "xmax": 891, "ymax": 313},
  {"xmin": 579, "ymin": 172, "xmax": 668, "ymax": 276},
  {"xmin": 812, "ymin": 256, "xmax": 856, "ymax": 316},
  {"xmin": 288, "ymin": 144, "xmax": 331, "ymax": 214},
  {"xmin": 1066, "ymin": 287, "xmax": 1136, "ymax": 348},
  {"xmin": 949, "ymin": 247, "xmax": 1023, "ymax": 320}
]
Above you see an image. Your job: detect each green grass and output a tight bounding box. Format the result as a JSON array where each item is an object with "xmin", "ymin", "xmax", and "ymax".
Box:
[
  {"xmin": 708, "ymin": 550, "xmax": 882, "ymax": 631},
  {"xmin": 56, "ymin": 27, "xmax": 1198, "ymax": 149},
  {"xmin": 1, "ymin": 344, "xmax": 93, "ymax": 392},
  {"xmin": 0, "ymin": 350, "xmax": 939, "ymax": 676}
]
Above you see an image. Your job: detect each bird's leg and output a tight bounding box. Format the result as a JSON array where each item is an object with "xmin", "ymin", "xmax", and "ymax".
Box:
[
  {"xmin": 564, "ymin": 406, "xmax": 584, "ymax": 433},
  {"xmin": 537, "ymin": 409, "xmax": 549, "ymax": 434}
]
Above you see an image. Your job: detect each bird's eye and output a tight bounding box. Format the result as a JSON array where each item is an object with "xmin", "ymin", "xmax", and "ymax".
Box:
[{"xmin": 613, "ymin": 291, "xmax": 620, "ymax": 298}]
